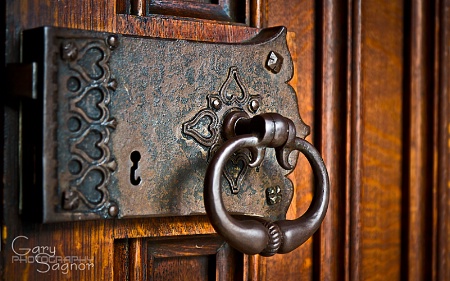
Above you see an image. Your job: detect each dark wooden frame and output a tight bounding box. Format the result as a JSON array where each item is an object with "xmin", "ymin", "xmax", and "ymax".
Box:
[
  {"xmin": 117, "ymin": 0, "xmax": 251, "ymax": 25},
  {"xmin": 114, "ymin": 235, "xmax": 244, "ymax": 280}
]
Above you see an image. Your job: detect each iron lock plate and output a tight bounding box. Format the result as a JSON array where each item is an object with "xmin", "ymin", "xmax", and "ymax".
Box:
[{"xmin": 18, "ymin": 26, "xmax": 309, "ymax": 222}]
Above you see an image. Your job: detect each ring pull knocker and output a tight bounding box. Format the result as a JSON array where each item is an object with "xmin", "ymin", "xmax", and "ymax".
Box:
[{"xmin": 204, "ymin": 111, "xmax": 330, "ymax": 256}]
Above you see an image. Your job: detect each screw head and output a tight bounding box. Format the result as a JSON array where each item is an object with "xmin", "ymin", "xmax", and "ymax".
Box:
[
  {"xmin": 249, "ymin": 99, "xmax": 260, "ymax": 113},
  {"xmin": 62, "ymin": 189, "xmax": 80, "ymax": 210},
  {"xmin": 61, "ymin": 42, "xmax": 78, "ymax": 61},
  {"xmin": 266, "ymin": 186, "xmax": 282, "ymax": 205},
  {"xmin": 68, "ymin": 159, "xmax": 82, "ymax": 174},
  {"xmin": 211, "ymin": 98, "xmax": 222, "ymax": 110},
  {"xmin": 266, "ymin": 51, "xmax": 283, "ymax": 74},
  {"xmin": 67, "ymin": 77, "xmax": 81, "ymax": 92},
  {"xmin": 108, "ymin": 79, "xmax": 118, "ymax": 91},
  {"xmin": 107, "ymin": 35, "xmax": 119, "ymax": 49},
  {"xmin": 108, "ymin": 204, "xmax": 119, "ymax": 217}
]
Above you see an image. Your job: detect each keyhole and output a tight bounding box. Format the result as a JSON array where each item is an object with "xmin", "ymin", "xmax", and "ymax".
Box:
[{"xmin": 130, "ymin": 151, "xmax": 141, "ymax": 185}]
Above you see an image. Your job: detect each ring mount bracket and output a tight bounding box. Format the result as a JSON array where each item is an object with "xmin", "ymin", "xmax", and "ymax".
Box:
[
  {"xmin": 203, "ymin": 113, "xmax": 330, "ymax": 256},
  {"xmin": 15, "ymin": 26, "xmax": 309, "ymax": 223}
]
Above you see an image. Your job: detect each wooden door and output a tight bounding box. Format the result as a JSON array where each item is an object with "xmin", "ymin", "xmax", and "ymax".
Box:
[{"xmin": 2, "ymin": 1, "xmax": 449, "ymax": 281}]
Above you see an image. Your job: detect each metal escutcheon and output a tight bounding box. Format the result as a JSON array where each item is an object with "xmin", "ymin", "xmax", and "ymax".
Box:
[{"xmin": 204, "ymin": 111, "xmax": 330, "ymax": 256}]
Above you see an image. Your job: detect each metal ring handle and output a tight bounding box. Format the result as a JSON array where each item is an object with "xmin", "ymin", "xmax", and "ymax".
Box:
[{"xmin": 204, "ymin": 116, "xmax": 329, "ymax": 256}]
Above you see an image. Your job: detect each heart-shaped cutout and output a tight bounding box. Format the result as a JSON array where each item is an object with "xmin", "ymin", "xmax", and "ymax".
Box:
[
  {"xmin": 76, "ymin": 168, "xmax": 104, "ymax": 204},
  {"xmin": 224, "ymin": 152, "xmax": 250, "ymax": 194},
  {"xmin": 182, "ymin": 109, "xmax": 219, "ymax": 147},
  {"xmin": 77, "ymin": 47, "xmax": 105, "ymax": 80},
  {"xmin": 219, "ymin": 67, "xmax": 248, "ymax": 105},
  {"xmin": 75, "ymin": 129, "xmax": 104, "ymax": 161},
  {"xmin": 75, "ymin": 88, "xmax": 104, "ymax": 121}
]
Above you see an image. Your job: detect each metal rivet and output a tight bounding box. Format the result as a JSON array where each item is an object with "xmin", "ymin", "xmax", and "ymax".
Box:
[
  {"xmin": 249, "ymin": 99, "xmax": 260, "ymax": 113},
  {"xmin": 211, "ymin": 98, "xmax": 222, "ymax": 110},
  {"xmin": 67, "ymin": 77, "xmax": 81, "ymax": 92},
  {"xmin": 61, "ymin": 42, "xmax": 78, "ymax": 61},
  {"xmin": 108, "ymin": 79, "xmax": 118, "ymax": 91},
  {"xmin": 266, "ymin": 186, "xmax": 282, "ymax": 205},
  {"xmin": 67, "ymin": 117, "xmax": 81, "ymax": 132},
  {"xmin": 62, "ymin": 190, "xmax": 79, "ymax": 210},
  {"xmin": 266, "ymin": 51, "xmax": 283, "ymax": 74},
  {"xmin": 108, "ymin": 204, "xmax": 119, "ymax": 217},
  {"xmin": 107, "ymin": 35, "xmax": 119, "ymax": 49},
  {"xmin": 68, "ymin": 159, "xmax": 82, "ymax": 175}
]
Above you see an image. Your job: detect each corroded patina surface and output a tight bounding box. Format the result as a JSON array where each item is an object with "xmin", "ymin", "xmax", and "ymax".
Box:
[{"xmin": 20, "ymin": 26, "xmax": 309, "ymax": 222}]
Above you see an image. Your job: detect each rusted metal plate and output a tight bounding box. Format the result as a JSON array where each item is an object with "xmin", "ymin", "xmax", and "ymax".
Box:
[{"xmin": 19, "ymin": 26, "xmax": 309, "ymax": 222}]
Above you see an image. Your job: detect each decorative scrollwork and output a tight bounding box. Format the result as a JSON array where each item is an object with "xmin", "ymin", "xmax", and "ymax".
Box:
[
  {"xmin": 182, "ymin": 109, "xmax": 219, "ymax": 147},
  {"xmin": 61, "ymin": 37, "xmax": 118, "ymax": 213},
  {"xmin": 182, "ymin": 67, "xmax": 262, "ymax": 193},
  {"xmin": 218, "ymin": 67, "xmax": 249, "ymax": 105}
]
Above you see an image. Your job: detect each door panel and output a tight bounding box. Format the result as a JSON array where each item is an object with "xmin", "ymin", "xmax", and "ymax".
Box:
[{"xmin": 114, "ymin": 235, "xmax": 243, "ymax": 281}]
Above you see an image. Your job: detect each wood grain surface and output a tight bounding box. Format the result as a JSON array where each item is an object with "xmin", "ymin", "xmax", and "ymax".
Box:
[{"xmin": 349, "ymin": 1, "xmax": 405, "ymax": 280}]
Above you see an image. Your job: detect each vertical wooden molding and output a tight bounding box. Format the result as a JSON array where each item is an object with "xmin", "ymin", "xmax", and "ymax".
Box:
[
  {"xmin": 250, "ymin": 0, "xmax": 267, "ymax": 28},
  {"xmin": 404, "ymin": 0, "xmax": 434, "ymax": 280},
  {"xmin": 315, "ymin": 0, "xmax": 347, "ymax": 280},
  {"xmin": 216, "ymin": 243, "xmax": 244, "ymax": 280},
  {"xmin": 114, "ymin": 239, "xmax": 130, "ymax": 281},
  {"xmin": 116, "ymin": 0, "xmax": 128, "ymax": 14},
  {"xmin": 348, "ymin": 0, "xmax": 362, "ymax": 280},
  {"xmin": 245, "ymin": 254, "xmax": 265, "ymax": 281},
  {"xmin": 348, "ymin": 0, "xmax": 405, "ymax": 278},
  {"xmin": 435, "ymin": 1, "xmax": 450, "ymax": 280},
  {"xmin": 344, "ymin": 0, "xmax": 353, "ymax": 279},
  {"xmin": 129, "ymin": 238, "xmax": 147, "ymax": 281},
  {"xmin": 131, "ymin": 0, "xmax": 146, "ymax": 16}
]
